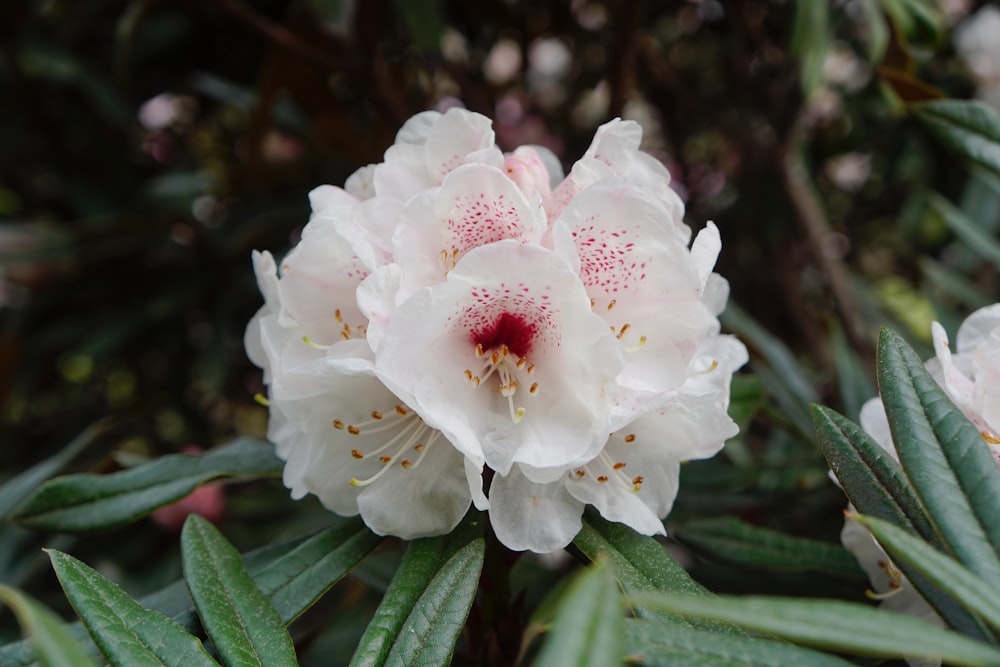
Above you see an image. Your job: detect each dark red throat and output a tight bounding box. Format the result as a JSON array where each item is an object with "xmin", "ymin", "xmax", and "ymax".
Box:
[{"xmin": 471, "ymin": 312, "xmax": 536, "ymax": 358}]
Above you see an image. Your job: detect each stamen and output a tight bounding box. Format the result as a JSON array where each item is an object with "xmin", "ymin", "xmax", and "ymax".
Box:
[
  {"xmin": 333, "ymin": 419, "xmax": 345, "ymax": 430},
  {"xmin": 624, "ymin": 434, "xmax": 636, "ymax": 443},
  {"xmin": 351, "ymin": 449, "xmax": 364, "ymax": 459},
  {"xmin": 334, "ymin": 309, "xmax": 343, "ymax": 323},
  {"xmin": 303, "ymin": 336, "xmax": 331, "ymax": 349},
  {"xmin": 607, "ymin": 299, "xmax": 617, "ymax": 310},
  {"xmin": 400, "ymin": 460, "xmax": 412, "ymax": 469},
  {"xmin": 597, "ymin": 475, "xmax": 609, "ymax": 483},
  {"xmin": 371, "ymin": 411, "xmax": 383, "ymax": 420},
  {"xmin": 349, "ymin": 419, "xmax": 431, "ymax": 487},
  {"xmin": 254, "ymin": 393, "xmax": 270, "ymax": 407},
  {"xmin": 395, "ymin": 405, "xmax": 408, "ymax": 416},
  {"xmin": 982, "ymin": 431, "xmax": 1000, "ymax": 445},
  {"xmin": 616, "ymin": 323, "xmax": 631, "ymax": 340},
  {"xmin": 347, "ymin": 425, "xmax": 360, "ymax": 435},
  {"xmin": 866, "ymin": 586, "xmax": 905, "ymax": 601},
  {"xmin": 625, "ymin": 336, "xmax": 647, "ymax": 352},
  {"xmin": 574, "ymin": 469, "xmax": 586, "ymax": 478},
  {"xmin": 613, "ymin": 462, "xmax": 626, "ymax": 469},
  {"xmin": 529, "ymin": 382, "xmax": 539, "ymax": 394},
  {"xmin": 599, "ymin": 451, "xmax": 642, "ymax": 493}
]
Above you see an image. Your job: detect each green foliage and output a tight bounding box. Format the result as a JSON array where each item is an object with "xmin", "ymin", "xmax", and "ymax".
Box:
[
  {"xmin": 46, "ymin": 549, "xmax": 217, "ymax": 667},
  {"xmin": 181, "ymin": 515, "xmax": 298, "ymax": 667},
  {"xmin": 531, "ymin": 559, "xmax": 623, "ymax": 667},
  {"xmin": 631, "ymin": 593, "xmax": 1000, "ymax": 667},
  {"xmin": 9, "ymin": 438, "xmax": 281, "ymax": 532},
  {"xmin": 913, "ymin": 101, "xmax": 1000, "ymax": 179},
  {"xmin": 0, "ymin": 585, "xmax": 100, "ymax": 667}
]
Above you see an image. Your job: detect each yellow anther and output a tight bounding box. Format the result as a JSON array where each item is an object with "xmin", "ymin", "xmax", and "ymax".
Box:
[
  {"xmin": 333, "ymin": 419, "xmax": 345, "ymax": 430},
  {"xmin": 351, "ymin": 449, "xmax": 364, "ymax": 459},
  {"xmin": 347, "ymin": 425, "xmax": 361, "ymax": 435}
]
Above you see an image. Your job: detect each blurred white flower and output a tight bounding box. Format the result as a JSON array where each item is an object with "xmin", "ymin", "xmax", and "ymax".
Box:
[
  {"xmin": 247, "ymin": 109, "xmax": 746, "ymax": 552},
  {"xmin": 955, "ymin": 6, "xmax": 1000, "ymax": 110}
]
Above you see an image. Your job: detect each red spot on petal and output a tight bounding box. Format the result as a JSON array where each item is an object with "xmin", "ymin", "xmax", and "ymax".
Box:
[{"xmin": 470, "ymin": 312, "xmax": 537, "ymax": 358}]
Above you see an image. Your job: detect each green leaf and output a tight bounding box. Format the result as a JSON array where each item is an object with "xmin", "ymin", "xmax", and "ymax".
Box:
[
  {"xmin": 630, "ymin": 593, "xmax": 1000, "ymax": 667},
  {"xmin": 880, "ymin": 0, "xmax": 944, "ymax": 48},
  {"xmin": 350, "ymin": 514, "xmax": 482, "ymax": 666},
  {"xmin": 675, "ymin": 516, "xmax": 864, "ymax": 579},
  {"xmin": 0, "ymin": 584, "xmax": 100, "ymax": 667},
  {"xmin": 46, "ymin": 549, "xmax": 218, "ymax": 667},
  {"xmin": 811, "ymin": 403, "xmax": 995, "ymax": 639},
  {"xmin": 623, "ymin": 618, "xmax": 857, "ymax": 667},
  {"xmin": 391, "ymin": 0, "xmax": 443, "ymax": 53},
  {"xmin": 927, "ymin": 192, "xmax": 1000, "ymax": 270},
  {"xmin": 573, "ymin": 509, "xmax": 707, "ymax": 626},
  {"xmin": 811, "ymin": 405, "xmax": 936, "ymax": 543},
  {"xmin": 853, "ymin": 514, "xmax": 1000, "ymax": 631},
  {"xmin": 533, "ymin": 559, "xmax": 624, "ymax": 667},
  {"xmin": 181, "ymin": 516, "xmax": 297, "ymax": 667},
  {"xmin": 790, "ymin": 0, "xmax": 830, "ymax": 97},
  {"xmin": 381, "ymin": 538, "xmax": 484, "ymax": 666},
  {"xmin": 920, "ymin": 257, "xmax": 993, "ymax": 310},
  {"xmin": 0, "ymin": 524, "xmax": 368, "ymax": 667},
  {"xmin": 10, "ymin": 437, "xmax": 281, "ymax": 532},
  {"xmin": 722, "ymin": 304, "xmax": 817, "ymax": 437},
  {"xmin": 0, "ymin": 419, "xmax": 115, "ymax": 521},
  {"xmin": 253, "ymin": 519, "xmax": 384, "ymax": 625},
  {"xmin": 877, "ymin": 327, "xmax": 1000, "ymax": 581},
  {"xmin": 912, "ymin": 100, "xmax": 1000, "ymax": 180}
]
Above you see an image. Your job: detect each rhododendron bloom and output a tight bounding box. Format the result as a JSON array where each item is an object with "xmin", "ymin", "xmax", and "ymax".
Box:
[
  {"xmin": 839, "ymin": 304, "xmax": 1000, "ymax": 666},
  {"xmin": 247, "ymin": 107, "xmax": 746, "ymax": 553}
]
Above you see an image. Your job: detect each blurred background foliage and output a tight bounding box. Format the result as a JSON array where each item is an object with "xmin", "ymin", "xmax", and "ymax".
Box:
[{"xmin": 1, "ymin": 0, "xmax": 998, "ymax": 662}]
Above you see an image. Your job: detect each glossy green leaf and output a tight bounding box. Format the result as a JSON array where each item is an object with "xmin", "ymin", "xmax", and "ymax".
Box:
[
  {"xmin": 631, "ymin": 593, "xmax": 1000, "ymax": 667},
  {"xmin": 853, "ymin": 514, "xmax": 1000, "ymax": 630},
  {"xmin": 0, "ymin": 584, "xmax": 100, "ymax": 667},
  {"xmin": 877, "ymin": 327, "xmax": 1000, "ymax": 581},
  {"xmin": 623, "ymin": 618, "xmax": 856, "ymax": 667},
  {"xmin": 533, "ymin": 559, "xmax": 624, "ymax": 667},
  {"xmin": 381, "ymin": 538, "xmax": 484, "ymax": 666},
  {"xmin": 46, "ymin": 549, "xmax": 217, "ymax": 667},
  {"xmin": 181, "ymin": 516, "xmax": 297, "ymax": 667},
  {"xmin": 9, "ymin": 437, "xmax": 281, "ymax": 532},
  {"xmin": 927, "ymin": 192, "xmax": 1000, "ymax": 270},
  {"xmin": 912, "ymin": 100, "xmax": 1000, "ymax": 179},
  {"xmin": 0, "ymin": 418, "xmax": 115, "ymax": 521},
  {"xmin": 675, "ymin": 516, "xmax": 864, "ymax": 579},
  {"xmin": 811, "ymin": 403, "xmax": 994, "ymax": 639},
  {"xmin": 350, "ymin": 514, "xmax": 482, "ymax": 666},
  {"xmin": 880, "ymin": 0, "xmax": 943, "ymax": 47}
]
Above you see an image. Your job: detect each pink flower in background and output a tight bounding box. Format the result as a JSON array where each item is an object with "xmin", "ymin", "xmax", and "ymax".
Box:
[{"xmin": 247, "ymin": 108, "xmax": 746, "ymax": 552}]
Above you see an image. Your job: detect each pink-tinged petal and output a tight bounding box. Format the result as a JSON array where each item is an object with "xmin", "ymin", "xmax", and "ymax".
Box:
[
  {"xmin": 393, "ymin": 163, "xmax": 547, "ymax": 298},
  {"xmin": 375, "ymin": 241, "xmax": 624, "ymax": 474},
  {"xmin": 971, "ymin": 328, "xmax": 1000, "ymax": 440},
  {"xmin": 957, "ymin": 303, "xmax": 1000, "ymax": 353},
  {"xmin": 356, "ymin": 264, "xmax": 402, "ymax": 353},
  {"xmin": 425, "ymin": 108, "xmax": 497, "ymax": 179},
  {"xmin": 583, "ymin": 118, "xmax": 643, "ymax": 169},
  {"xmin": 308, "ymin": 184, "xmax": 358, "ymax": 212},
  {"xmin": 488, "ymin": 467, "xmax": 584, "ymax": 553},
  {"xmin": 374, "ymin": 142, "xmax": 437, "ymax": 202},
  {"xmin": 503, "ymin": 146, "xmax": 556, "ymax": 209}
]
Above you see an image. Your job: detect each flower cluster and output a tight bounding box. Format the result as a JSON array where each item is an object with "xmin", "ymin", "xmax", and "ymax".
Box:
[
  {"xmin": 245, "ymin": 108, "xmax": 746, "ymax": 552},
  {"xmin": 841, "ymin": 304, "xmax": 1000, "ymax": 665}
]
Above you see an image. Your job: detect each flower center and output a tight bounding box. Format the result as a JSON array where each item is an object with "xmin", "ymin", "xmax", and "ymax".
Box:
[
  {"xmin": 572, "ymin": 449, "xmax": 644, "ymax": 493},
  {"xmin": 463, "ymin": 313, "xmax": 542, "ymax": 423}
]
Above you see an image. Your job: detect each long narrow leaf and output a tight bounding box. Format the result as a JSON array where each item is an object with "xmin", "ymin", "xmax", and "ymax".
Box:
[
  {"xmin": 854, "ymin": 514, "xmax": 1000, "ymax": 628},
  {"xmin": 9, "ymin": 438, "xmax": 281, "ymax": 532},
  {"xmin": 381, "ymin": 538, "xmax": 484, "ymax": 666},
  {"xmin": 350, "ymin": 515, "xmax": 481, "ymax": 666},
  {"xmin": 0, "ymin": 418, "xmax": 115, "ymax": 520},
  {"xmin": 0, "ymin": 584, "xmax": 100, "ymax": 667},
  {"xmin": 812, "ymin": 403, "xmax": 994, "ymax": 639},
  {"xmin": 675, "ymin": 516, "xmax": 864, "ymax": 578},
  {"xmin": 911, "ymin": 100, "xmax": 1000, "ymax": 179},
  {"xmin": 46, "ymin": 549, "xmax": 218, "ymax": 667},
  {"xmin": 573, "ymin": 509, "xmax": 705, "ymax": 626},
  {"xmin": 533, "ymin": 559, "xmax": 624, "ymax": 667},
  {"xmin": 927, "ymin": 192, "xmax": 1000, "ymax": 270},
  {"xmin": 877, "ymin": 328, "xmax": 1000, "ymax": 582},
  {"xmin": 624, "ymin": 618, "xmax": 857, "ymax": 667},
  {"xmin": 632, "ymin": 593, "xmax": 1000, "ymax": 667},
  {"xmin": 181, "ymin": 516, "xmax": 297, "ymax": 667}
]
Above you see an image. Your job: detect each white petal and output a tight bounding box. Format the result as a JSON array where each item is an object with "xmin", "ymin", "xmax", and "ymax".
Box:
[
  {"xmin": 690, "ymin": 222, "xmax": 721, "ymax": 290},
  {"xmin": 931, "ymin": 321, "xmax": 974, "ymax": 410},
  {"xmin": 344, "ymin": 164, "xmax": 377, "ymax": 200},
  {"xmin": 858, "ymin": 398, "xmax": 896, "ymax": 457},
  {"xmin": 357, "ymin": 434, "xmax": 472, "ymax": 539},
  {"xmin": 956, "ymin": 303, "xmax": 1000, "ymax": 353},
  {"xmin": 488, "ymin": 467, "xmax": 584, "ymax": 552},
  {"xmin": 395, "ymin": 110, "xmax": 441, "ymax": 144},
  {"xmin": 565, "ymin": 460, "xmax": 668, "ymax": 536},
  {"xmin": 424, "ymin": 108, "xmax": 496, "ymax": 180}
]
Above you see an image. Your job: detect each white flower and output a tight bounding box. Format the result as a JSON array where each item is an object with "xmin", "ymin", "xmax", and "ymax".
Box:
[
  {"xmin": 245, "ymin": 187, "xmax": 483, "ymax": 539},
  {"xmin": 841, "ymin": 304, "xmax": 1000, "ymax": 664},
  {"xmin": 247, "ymin": 108, "xmax": 746, "ymax": 552}
]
